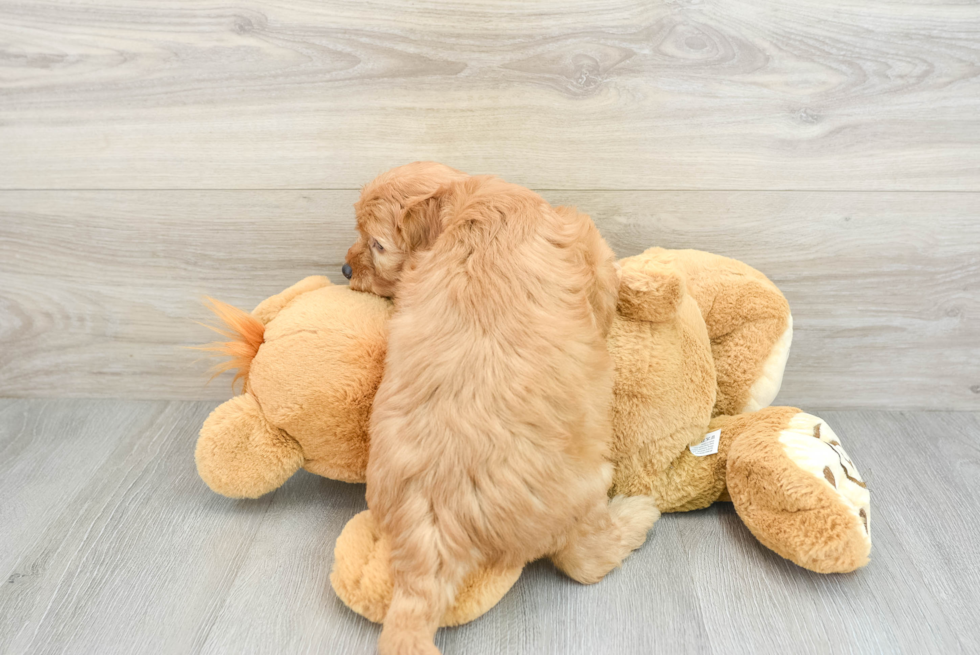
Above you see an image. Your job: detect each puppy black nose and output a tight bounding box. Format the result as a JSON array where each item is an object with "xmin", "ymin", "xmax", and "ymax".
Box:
[{"xmin": 342, "ymin": 263, "xmax": 353, "ymax": 280}]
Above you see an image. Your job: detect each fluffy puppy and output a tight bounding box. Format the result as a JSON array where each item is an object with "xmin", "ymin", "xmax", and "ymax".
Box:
[{"xmin": 349, "ymin": 164, "xmax": 658, "ymax": 655}]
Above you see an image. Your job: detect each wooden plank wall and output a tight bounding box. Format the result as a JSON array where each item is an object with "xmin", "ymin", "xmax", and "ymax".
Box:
[{"xmin": 1, "ymin": 0, "xmax": 978, "ymax": 409}]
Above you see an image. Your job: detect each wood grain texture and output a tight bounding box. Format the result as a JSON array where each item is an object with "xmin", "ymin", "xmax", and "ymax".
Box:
[
  {"xmin": 1, "ymin": 189, "xmax": 977, "ymax": 409},
  {"xmin": 1, "ymin": 0, "xmax": 979, "ymax": 190},
  {"xmin": 1, "ymin": 399, "xmax": 978, "ymax": 653}
]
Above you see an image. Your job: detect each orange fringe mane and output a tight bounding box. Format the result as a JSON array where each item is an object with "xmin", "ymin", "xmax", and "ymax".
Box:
[{"xmin": 194, "ymin": 297, "xmax": 265, "ymax": 392}]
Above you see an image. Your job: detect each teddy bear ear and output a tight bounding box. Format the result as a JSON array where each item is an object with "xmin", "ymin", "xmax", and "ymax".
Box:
[{"xmin": 617, "ymin": 259, "xmax": 686, "ymax": 323}]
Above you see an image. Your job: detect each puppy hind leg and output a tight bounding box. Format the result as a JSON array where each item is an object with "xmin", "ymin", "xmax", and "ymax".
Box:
[{"xmin": 551, "ymin": 495, "xmax": 660, "ymax": 585}]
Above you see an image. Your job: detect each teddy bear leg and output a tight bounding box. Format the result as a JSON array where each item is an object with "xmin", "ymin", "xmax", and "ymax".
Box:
[
  {"xmin": 725, "ymin": 407, "xmax": 871, "ymax": 573},
  {"xmin": 195, "ymin": 394, "xmax": 305, "ymax": 499},
  {"xmin": 330, "ymin": 511, "xmax": 524, "ymax": 627}
]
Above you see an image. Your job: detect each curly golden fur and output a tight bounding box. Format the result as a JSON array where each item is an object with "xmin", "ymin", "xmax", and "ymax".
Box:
[{"xmin": 347, "ymin": 163, "xmax": 659, "ymax": 655}]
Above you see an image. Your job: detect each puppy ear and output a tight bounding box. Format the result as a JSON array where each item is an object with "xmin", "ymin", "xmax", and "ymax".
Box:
[{"xmin": 399, "ymin": 186, "xmax": 448, "ymax": 250}]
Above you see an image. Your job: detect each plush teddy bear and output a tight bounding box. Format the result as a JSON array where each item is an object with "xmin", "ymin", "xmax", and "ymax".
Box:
[{"xmin": 195, "ymin": 248, "xmax": 871, "ymax": 628}]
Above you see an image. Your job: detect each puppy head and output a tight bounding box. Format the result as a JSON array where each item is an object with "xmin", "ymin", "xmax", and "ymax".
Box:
[{"xmin": 345, "ymin": 161, "xmax": 467, "ymax": 297}]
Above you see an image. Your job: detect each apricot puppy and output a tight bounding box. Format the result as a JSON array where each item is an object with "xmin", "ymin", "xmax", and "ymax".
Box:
[{"xmin": 346, "ymin": 163, "xmax": 658, "ymax": 655}]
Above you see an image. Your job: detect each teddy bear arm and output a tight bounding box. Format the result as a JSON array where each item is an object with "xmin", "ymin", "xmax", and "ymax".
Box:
[
  {"xmin": 195, "ymin": 394, "xmax": 305, "ymax": 498},
  {"xmin": 691, "ymin": 274, "xmax": 792, "ymax": 417},
  {"xmin": 251, "ymin": 275, "xmax": 332, "ymax": 324},
  {"xmin": 710, "ymin": 299, "xmax": 793, "ymax": 416},
  {"xmin": 641, "ymin": 249, "xmax": 793, "ymax": 416}
]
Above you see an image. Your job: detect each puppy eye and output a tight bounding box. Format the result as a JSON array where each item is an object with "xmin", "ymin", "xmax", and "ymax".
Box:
[{"xmin": 372, "ymin": 239, "xmax": 385, "ymax": 252}]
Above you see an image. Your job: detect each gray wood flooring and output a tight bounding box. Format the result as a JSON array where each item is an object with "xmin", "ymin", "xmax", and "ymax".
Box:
[{"xmin": 1, "ymin": 399, "xmax": 977, "ymax": 654}]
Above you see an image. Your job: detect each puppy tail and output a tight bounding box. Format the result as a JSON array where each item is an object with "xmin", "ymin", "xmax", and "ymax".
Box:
[
  {"xmin": 379, "ymin": 573, "xmax": 454, "ymax": 655},
  {"xmin": 192, "ymin": 297, "xmax": 266, "ymax": 392},
  {"xmin": 378, "ymin": 545, "xmax": 473, "ymax": 655}
]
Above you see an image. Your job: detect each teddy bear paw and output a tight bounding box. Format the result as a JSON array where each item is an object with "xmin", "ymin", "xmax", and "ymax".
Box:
[{"xmin": 779, "ymin": 413, "xmax": 870, "ymax": 539}]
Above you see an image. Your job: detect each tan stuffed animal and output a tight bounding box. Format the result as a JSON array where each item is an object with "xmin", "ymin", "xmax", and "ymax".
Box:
[{"xmin": 195, "ymin": 248, "xmax": 871, "ymax": 628}]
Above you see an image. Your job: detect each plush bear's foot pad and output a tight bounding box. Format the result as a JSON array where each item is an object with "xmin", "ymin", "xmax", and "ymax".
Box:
[
  {"xmin": 778, "ymin": 412, "xmax": 870, "ymax": 538},
  {"xmin": 727, "ymin": 408, "xmax": 871, "ymax": 573},
  {"xmin": 330, "ymin": 511, "xmax": 524, "ymax": 627}
]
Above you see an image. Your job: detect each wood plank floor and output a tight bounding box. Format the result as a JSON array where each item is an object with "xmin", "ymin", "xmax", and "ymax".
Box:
[{"xmin": 1, "ymin": 399, "xmax": 977, "ymax": 654}]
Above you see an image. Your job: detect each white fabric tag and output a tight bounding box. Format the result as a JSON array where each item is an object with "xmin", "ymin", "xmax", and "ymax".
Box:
[{"xmin": 689, "ymin": 429, "xmax": 721, "ymax": 457}]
